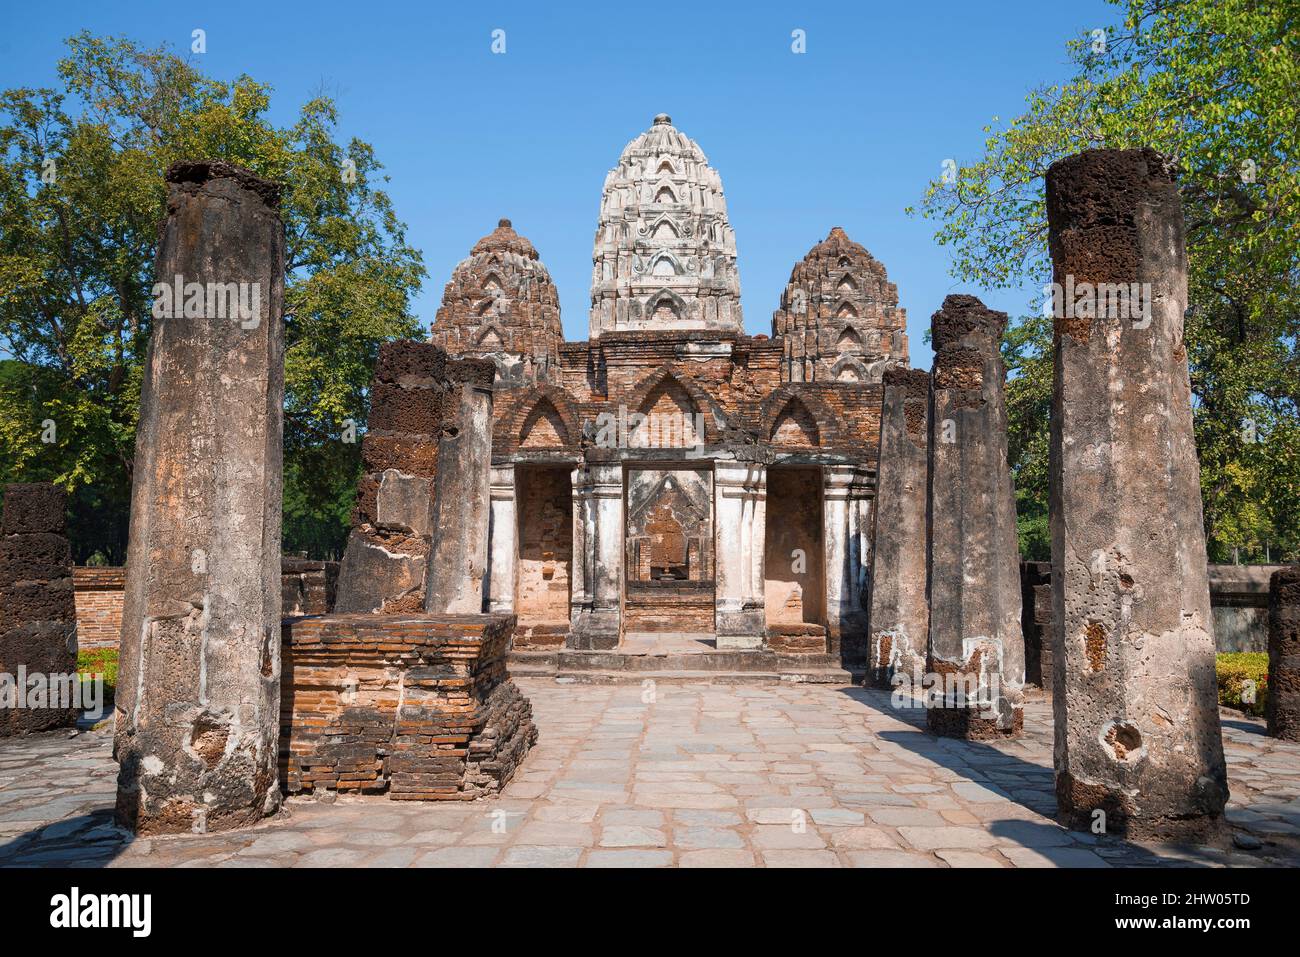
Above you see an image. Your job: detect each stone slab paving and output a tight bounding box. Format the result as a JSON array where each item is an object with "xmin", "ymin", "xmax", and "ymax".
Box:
[{"xmin": 1, "ymin": 681, "xmax": 1298, "ymax": 868}]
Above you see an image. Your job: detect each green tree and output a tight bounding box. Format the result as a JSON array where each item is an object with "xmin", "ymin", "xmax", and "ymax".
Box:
[
  {"xmin": 911, "ymin": 0, "xmax": 1300, "ymax": 562},
  {"xmin": 0, "ymin": 33, "xmax": 424, "ymax": 561}
]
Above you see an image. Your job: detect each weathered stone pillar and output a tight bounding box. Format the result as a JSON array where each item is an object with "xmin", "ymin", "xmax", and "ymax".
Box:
[
  {"xmin": 335, "ymin": 340, "xmax": 445, "ymax": 614},
  {"xmin": 1267, "ymin": 566, "xmax": 1300, "ymax": 740},
  {"xmin": 927, "ymin": 295, "xmax": 1025, "ymax": 738},
  {"xmin": 486, "ymin": 464, "xmax": 517, "ymax": 615},
  {"xmin": 114, "ymin": 160, "xmax": 284, "ymax": 834},
  {"xmin": 568, "ymin": 465, "xmax": 591, "ymax": 633},
  {"xmin": 715, "ymin": 460, "xmax": 766, "ymax": 649},
  {"xmin": 868, "ymin": 369, "xmax": 930, "ymax": 687},
  {"xmin": 1047, "ymin": 147, "xmax": 1227, "ymax": 840},
  {"xmin": 850, "ymin": 471, "xmax": 874, "ymax": 660},
  {"xmin": 0, "ymin": 483, "xmax": 79, "ymax": 735},
  {"xmin": 424, "ymin": 358, "xmax": 495, "ymax": 615},
  {"xmin": 824, "ymin": 464, "xmax": 872, "ymax": 662},
  {"xmin": 569, "ymin": 460, "xmax": 622, "ymax": 649}
]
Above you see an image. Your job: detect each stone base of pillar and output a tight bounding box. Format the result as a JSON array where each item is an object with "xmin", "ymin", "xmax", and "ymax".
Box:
[
  {"xmin": 867, "ymin": 629, "xmax": 926, "ymax": 690},
  {"xmin": 716, "ymin": 603, "xmax": 765, "ymax": 650},
  {"xmin": 716, "ymin": 632, "xmax": 764, "ymax": 651},
  {"xmin": 927, "ymin": 705, "xmax": 1024, "ymax": 741},
  {"xmin": 925, "ymin": 655, "xmax": 1024, "ymax": 740},
  {"xmin": 569, "ymin": 609, "xmax": 620, "ymax": 650},
  {"xmin": 1055, "ymin": 774, "xmax": 1226, "ymax": 844}
]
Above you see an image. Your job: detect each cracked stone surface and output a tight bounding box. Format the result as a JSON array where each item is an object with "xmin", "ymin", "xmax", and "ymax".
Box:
[{"xmin": 1, "ymin": 680, "xmax": 1297, "ymax": 868}]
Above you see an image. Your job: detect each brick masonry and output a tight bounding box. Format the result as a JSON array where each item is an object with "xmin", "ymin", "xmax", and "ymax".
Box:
[
  {"xmin": 72, "ymin": 567, "xmax": 126, "ymax": 650},
  {"xmin": 281, "ymin": 558, "xmax": 339, "ymax": 616},
  {"xmin": 280, "ymin": 613, "xmax": 537, "ymax": 800},
  {"xmin": 72, "ymin": 560, "xmax": 339, "ymax": 652},
  {"xmin": 334, "ymin": 341, "xmax": 447, "ymax": 614},
  {"xmin": 1021, "ymin": 560, "xmax": 1278, "ymax": 692}
]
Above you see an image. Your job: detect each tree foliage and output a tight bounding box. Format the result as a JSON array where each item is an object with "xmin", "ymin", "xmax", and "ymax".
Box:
[
  {"xmin": 912, "ymin": 0, "xmax": 1300, "ymax": 562},
  {"xmin": 0, "ymin": 33, "xmax": 424, "ymax": 561}
]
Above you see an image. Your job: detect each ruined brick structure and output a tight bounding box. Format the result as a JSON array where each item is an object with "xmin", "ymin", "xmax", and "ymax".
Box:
[
  {"xmin": 334, "ymin": 341, "xmax": 446, "ymax": 614},
  {"xmin": 74, "ymin": 561, "xmax": 335, "ymax": 651},
  {"xmin": 281, "ymin": 558, "xmax": 338, "ymax": 616},
  {"xmin": 1020, "ymin": 561, "xmax": 1053, "ymax": 688},
  {"xmin": 1266, "ymin": 566, "xmax": 1300, "ymax": 741},
  {"xmin": 1047, "ymin": 148, "xmax": 1227, "ymax": 841},
  {"xmin": 333, "ymin": 343, "xmax": 494, "ymax": 616},
  {"xmin": 59, "ymin": 128, "xmax": 1257, "ymax": 849},
  {"xmin": 0, "ymin": 483, "xmax": 78, "ymax": 735},
  {"xmin": 773, "ymin": 226, "xmax": 909, "ymax": 383},
  {"xmin": 281, "ymin": 613, "xmax": 536, "ymax": 799},
  {"xmin": 412, "ymin": 116, "xmax": 898, "ymax": 668},
  {"xmin": 430, "ymin": 218, "xmax": 563, "ymax": 385}
]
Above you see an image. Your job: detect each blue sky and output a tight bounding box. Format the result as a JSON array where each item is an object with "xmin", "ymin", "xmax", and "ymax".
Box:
[{"xmin": 2, "ymin": 0, "xmax": 1118, "ymax": 368}]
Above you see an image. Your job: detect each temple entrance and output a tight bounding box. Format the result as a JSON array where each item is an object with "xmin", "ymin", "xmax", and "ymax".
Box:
[
  {"xmin": 623, "ymin": 466, "xmax": 715, "ymax": 636},
  {"xmin": 764, "ymin": 466, "xmax": 827, "ymax": 651},
  {"xmin": 515, "ymin": 466, "xmax": 572, "ymax": 644}
]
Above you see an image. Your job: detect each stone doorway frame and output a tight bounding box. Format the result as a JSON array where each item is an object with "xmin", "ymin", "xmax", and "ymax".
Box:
[{"xmin": 622, "ymin": 460, "xmax": 718, "ymax": 641}]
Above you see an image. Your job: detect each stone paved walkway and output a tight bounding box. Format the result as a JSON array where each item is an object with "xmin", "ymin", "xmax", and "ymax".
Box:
[{"xmin": 1, "ymin": 679, "xmax": 1298, "ymax": 867}]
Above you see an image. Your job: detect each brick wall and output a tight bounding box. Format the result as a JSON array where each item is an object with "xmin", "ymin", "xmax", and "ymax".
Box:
[
  {"xmin": 72, "ymin": 567, "xmax": 127, "ymax": 651},
  {"xmin": 280, "ymin": 613, "xmax": 536, "ymax": 800},
  {"xmin": 73, "ymin": 560, "xmax": 339, "ymax": 651},
  {"xmin": 1019, "ymin": 561, "xmax": 1279, "ymax": 692}
]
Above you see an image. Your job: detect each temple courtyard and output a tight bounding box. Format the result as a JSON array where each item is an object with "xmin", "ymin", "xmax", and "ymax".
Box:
[{"xmin": 2, "ymin": 679, "xmax": 1297, "ymax": 869}]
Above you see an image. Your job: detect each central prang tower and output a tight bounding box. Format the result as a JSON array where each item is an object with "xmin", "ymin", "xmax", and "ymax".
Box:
[{"xmin": 589, "ymin": 114, "xmax": 743, "ymax": 337}]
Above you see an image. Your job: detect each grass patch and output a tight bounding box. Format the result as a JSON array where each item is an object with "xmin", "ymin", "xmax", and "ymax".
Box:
[
  {"xmin": 77, "ymin": 648, "xmax": 118, "ymax": 704},
  {"xmin": 1216, "ymin": 652, "xmax": 1268, "ymax": 717}
]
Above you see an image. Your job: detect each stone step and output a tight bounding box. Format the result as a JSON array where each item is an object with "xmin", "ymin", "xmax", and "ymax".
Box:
[
  {"xmin": 508, "ymin": 649, "xmax": 853, "ymax": 685},
  {"xmin": 545, "ymin": 668, "xmax": 852, "ymax": 685}
]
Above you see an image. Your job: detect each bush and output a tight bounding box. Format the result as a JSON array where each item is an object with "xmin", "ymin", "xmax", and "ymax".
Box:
[
  {"xmin": 77, "ymin": 648, "xmax": 118, "ymax": 705},
  {"xmin": 1216, "ymin": 652, "xmax": 1268, "ymax": 717}
]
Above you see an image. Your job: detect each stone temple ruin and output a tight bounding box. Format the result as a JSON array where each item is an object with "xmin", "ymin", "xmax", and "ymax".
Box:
[
  {"xmin": 425, "ymin": 115, "xmax": 906, "ymax": 664},
  {"xmin": 0, "ymin": 118, "xmax": 1276, "ymax": 851}
]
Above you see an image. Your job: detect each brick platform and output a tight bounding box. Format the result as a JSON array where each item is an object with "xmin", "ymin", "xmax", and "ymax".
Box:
[{"xmin": 281, "ymin": 613, "xmax": 537, "ymax": 800}]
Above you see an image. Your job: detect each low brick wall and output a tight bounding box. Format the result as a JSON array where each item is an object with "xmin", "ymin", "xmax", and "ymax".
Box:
[
  {"xmin": 1019, "ymin": 561, "xmax": 1281, "ymax": 691},
  {"xmin": 767, "ymin": 623, "xmax": 828, "ymax": 653},
  {"xmin": 72, "ymin": 567, "xmax": 126, "ymax": 650},
  {"xmin": 280, "ymin": 613, "xmax": 536, "ymax": 800},
  {"xmin": 624, "ymin": 580, "xmax": 715, "ymax": 633},
  {"xmin": 72, "ymin": 559, "xmax": 339, "ymax": 651},
  {"xmin": 513, "ymin": 622, "xmax": 569, "ymax": 649},
  {"xmin": 1208, "ymin": 564, "xmax": 1286, "ymax": 653}
]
